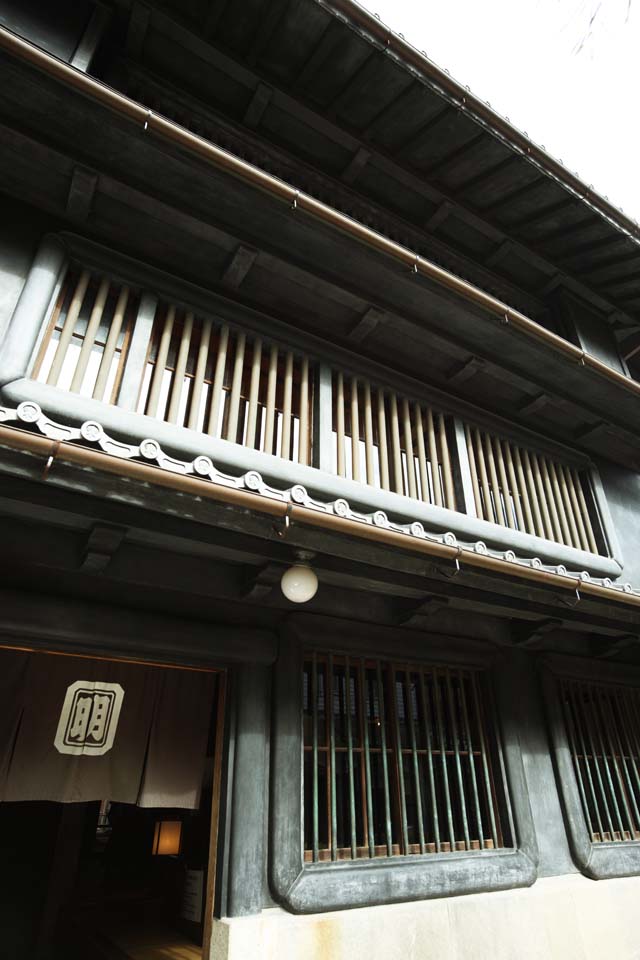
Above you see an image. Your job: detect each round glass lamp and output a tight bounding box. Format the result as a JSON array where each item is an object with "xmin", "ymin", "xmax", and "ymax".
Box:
[{"xmin": 280, "ymin": 563, "xmax": 318, "ymax": 603}]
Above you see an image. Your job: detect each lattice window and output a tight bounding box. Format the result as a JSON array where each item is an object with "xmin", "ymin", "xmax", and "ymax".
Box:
[
  {"xmin": 302, "ymin": 654, "xmax": 514, "ymax": 861},
  {"xmin": 560, "ymin": 677, "xmax": 640, "ymax": 843},
  {"xmin": 464, "ymin": 425, "xmax": 599, "ymax": 553},
  {"xmin": 331, "ymin": 373, "xmax": 457, "ymax": 509},
  {"xmin": 32, "ymin": 267, "xmax": 137, "ymax": 403},
  {"xmin": 138, "ymin": 305, "xmax": 313, "ymax": 465}
]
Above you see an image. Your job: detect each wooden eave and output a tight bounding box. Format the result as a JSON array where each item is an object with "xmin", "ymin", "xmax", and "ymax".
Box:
[
  {"xmin": 2, "ymin": 49, "xmax": 640, "ymax": 470},
  {"xmin": 102, "ymin": 0, "xmax": 640, "ymax": 331}
]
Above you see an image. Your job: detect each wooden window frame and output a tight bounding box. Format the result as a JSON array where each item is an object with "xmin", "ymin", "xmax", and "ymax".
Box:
[
  {"xmin": 542, "ymin": 653, "xmax": 640, "ymax": 880},
  {"xmin": 270, "ymin": 624, "xmax": 538, "ymax": 913}
]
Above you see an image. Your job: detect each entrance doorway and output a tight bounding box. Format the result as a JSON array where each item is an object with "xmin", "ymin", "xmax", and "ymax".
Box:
[{"xmin": 0, "ymin": 646, "xmax": 226, "ymax": 960}]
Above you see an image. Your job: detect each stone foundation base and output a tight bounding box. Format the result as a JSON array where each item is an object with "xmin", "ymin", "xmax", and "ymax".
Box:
[{"xmin": 210, "ymin": 874, "xmax": 640, "ymax": 960}]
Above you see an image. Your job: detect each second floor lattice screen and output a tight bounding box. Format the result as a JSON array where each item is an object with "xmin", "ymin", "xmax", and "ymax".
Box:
[
  {"xmin": 465, "ymin": 425, "xmax": 599, "ymax": 554},
  {"xmin": 137, "ymin": 303, "xmax": 312, "ymax": 465},
  {"xmin": 331, "ymin": 372, "xmax": 457, "ymax": 510},
  {"xmin": 28, "ymin": 254, "xmax": 605, "ymax": 558},
  {"xmin": 33, "ymin": 267, "xmax": 137, "ymax": 404}
]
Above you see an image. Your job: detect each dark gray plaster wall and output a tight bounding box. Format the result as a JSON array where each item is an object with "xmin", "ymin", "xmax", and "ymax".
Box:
[
  {"xmin": 0, "ymin": 198, "xmax": 50, "ymax": 347},
  {"xmin": 506, "ymin": 650, "xmax": 577, "ymax": 878},
  {"xmin": 598, "ymin": 459, "xmax": 640, "ymax": 590},
  {"xmin": 0, "ymin": 0, "xmax": 91, "ymax": 63}
]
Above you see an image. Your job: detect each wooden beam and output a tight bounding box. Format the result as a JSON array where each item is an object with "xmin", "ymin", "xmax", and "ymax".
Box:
[
  {"xmin": 512, "ymin": 617, "xmax": 562, "ymax": 648},
  {"xmin": 446, "ymin": 355, "xmax": 485, "ymax": 385},
  {"xmin": 126, "ymin": 1, "xmax": 150, "ymax": 58},
  {"xmin": 66, "ymin": 165, "xmax": 98, "ymax": 223},
  {"xmin": 221, "ymin": 245, "xmax": 258, "ymax": 289},
  {"xmin": 341, "ymin": 146, "xmax": 371, "ymax": 186},
  {"xmin": 518, "ymin": 392, "xmax": 550, "ymax": 417},
  {"xmin": 424, "ymin": 200, "xmax": 451, "ymax": 232},
  {"xmin": 81, "ymin": 523, "xmax": 127, "ymax": 573},
  {"xmin": 347, "ymin": 306, "xmax": 385, "ymax": 344},
  {"xmin": 243, "ymin": 82, "xmax": 272, "ymax": 129},
  {"xmin": 394, "ymin": 595, "xmax": 449, "ymax": 628},
  {"xmin": 485, "ymin": 240, "xmax": 513, "ymax": 269}
]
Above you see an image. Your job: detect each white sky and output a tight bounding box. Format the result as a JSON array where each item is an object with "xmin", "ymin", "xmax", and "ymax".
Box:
[{"xmin": 360, "ymin": 0, "xmax": 640, "ymax": 222}]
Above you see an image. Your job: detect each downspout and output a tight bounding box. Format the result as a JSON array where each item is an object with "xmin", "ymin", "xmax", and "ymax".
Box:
[
  {"xmin": 0, "ymin": 422, "xmax": 638, "ymax": 612},
  {"xmin": 0, "ymin": 27, "xmax": 640, "ymax": 403}
]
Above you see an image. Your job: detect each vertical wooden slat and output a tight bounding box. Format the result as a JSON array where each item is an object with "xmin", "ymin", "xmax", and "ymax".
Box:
[
  {"xmin": 280, "ymin": 350, "xmax": 294, "ymax": 460},
  {"xmin": 539, "ymin": 456, "xmax": 563, "ymax": 543},
  {"xmin": 427, "ymin": 408, "xmax": 443, "ymax": 507},
  {"xmin": 493, "ymin": 436, "xmax": 515, "ymax": 529},
  {"xmin": 336, "ymin": 371, "xmax": 346, "ymax": 477},
  {"xmin": 531, "ymin": 452, "xmax": 556, "ymax": 541},
  {"xmin": 414, "ymin": 404, "xmax": 430, "ymax": 504},
  {"xmin": 350, "ymin": 377, "xmax": 361, "ymax": 482},
  {"xmin": 503, "ymin": 440, "xmax": 526, "ymax": 532},
  {"xmin": 32, "ymin": 268, "xmax": 69, "ymax": 382},
  {"xmin": 359, "ymin": 660, "xmax": 375, "ymax": 857},
  {"xmin": 344, "ymin": 657, "xmax": 357, "ymax": 859},
  {"xmin": 512, "ymin": 444, "xmax": 536, "ymax": 535},
  {"xmin": 464, "ymin": 424, "xmax": 484, "ymax": 519},
  {"xmin": 548, "ymin": 459, "xmax": 575, "ymax": 547},
  {"xmin": 363, "ymin": 380, "xmax": 375, "ymax": 484},
  {"xmin": 418, "ymin": 672, "xmax": 440, "ymax": 852},
  {"xmin": 556, "ymin": 463, "xmax": 582, "ymax": 550},
  {"xmin": 312, "ymin": 655, "xmax": 319, "ymax": 863},
  {"xmin": 207, "ymin": 324, "xmax": 230, "ymax": 437},
  {"xmin": 390, "ymin": 666, "xmax": 409, "ymax": 854},
  {"xmin": 563, "ymin": 466, "xmax": 591, "ymax": 553},
  {"xmin": 572, "ymin": 468, "xmax": 599, "ymax": 554},
  {"xmin": 565, "ymin": 682, "xmax": 605, "ymax": 840},
  {"xmin": 246, "ymin": 337, "xmax": 263, "ymax": 450},
  {"xmin": 70, "ymin": 277, "xmax": 110, "ymax": 393},
  {"xmin": 263, "ymin": 343, "xmax": 278, "ymax": 455},
  {"xmin": 445, "ymin": 670, "xmax": 470, "ymax": 849},
  {"xmin": 402, "ymin": 398, "xmax": 417, "ymax": 499},
  {"xmin": 225, "ymin": 331, "xmax": 246, "ymax": 443},
  {"xmin": 375, "ymin": 661, "xmax": 394, "ymax": 856},
  {"xmin": 458, "ymin": 671, "xmax": 485, "ymax": 848},
  {"xmin": 298, "ymin": 354, "xmax": 310, "ymax": 465},
  {"xmin": 438, "ymin": 414, "xmax": 455, "ymax": 510},
  {"xmin": 519, "ymin": 447, "xmax": 545, "ymax": 538},
  {"xmin": 146, "ymin": 304, "xmax": 175, "ymax": 418},
  {"xmin": 187, "ymin": 317, "xmax": 212, "ymax": 430},
  {"xmin": 595, "ymin": 687, "xmax": 635, "ymax": 835},
  {"xmin": 405, "ymin": 670, "xmax": 425, "ymax": 853},
  {"xmin": 377, "ymin": 388, "xmax": 390, "ymax": 491},
  {"xmin": 93, "ymin": 284, "xmax": 129, "ymax": 402},
  {"xmin": 470, "ymin": 673, "xmax": 499, "ymax": 849},
  {"xmin": 484, "ymin": 432, "xmax": 505, "ymax": 526},
  {"xmin": 47, "ymin": 269, "xmax": 91, "ymax": 386},
  {"xmin": 474, "ymin": 428, "xmax": 494, "ymax": 523},
  {"xmin": 167, "ymin": 310, "xmax": 194, "ymax": 424},
  {"xmin": 433, "ymin": 669, "xmax": 456, "ymax": 849},
  {"xmin": 389, "ymin": 391, "xmax": 403, "ymax": 495},
  {"xmin": 328, "ymin": 655, "xmax": 337, "ymax": 860}
]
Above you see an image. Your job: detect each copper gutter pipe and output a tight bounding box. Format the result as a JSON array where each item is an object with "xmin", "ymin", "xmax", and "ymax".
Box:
[
  {"xmin": 0, "ymin": 422, "xmax": 638, "ymax": 612},
  {"xmin": 1, "ymin": 27, "xmax": 640, "ymax": 403},
  {"xmin": 320, "ymin": 0, "xmax": 640, "ymax": 250}
]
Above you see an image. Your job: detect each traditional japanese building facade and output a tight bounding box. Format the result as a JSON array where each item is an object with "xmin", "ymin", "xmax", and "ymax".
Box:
[{"xmin": 1, "ymin": 2, "xmax": 640, "ymax": 958}]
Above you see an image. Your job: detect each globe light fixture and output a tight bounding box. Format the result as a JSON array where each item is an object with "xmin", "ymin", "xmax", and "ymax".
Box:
[{"xmin": 281, "ymin": 561, "xmax": 318, "ymax": 604}]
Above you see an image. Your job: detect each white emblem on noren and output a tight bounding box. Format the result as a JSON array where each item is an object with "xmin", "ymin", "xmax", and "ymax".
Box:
[{"xmin": 54, "ymin": 681, "xmax": 125, "ymax": 756}]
